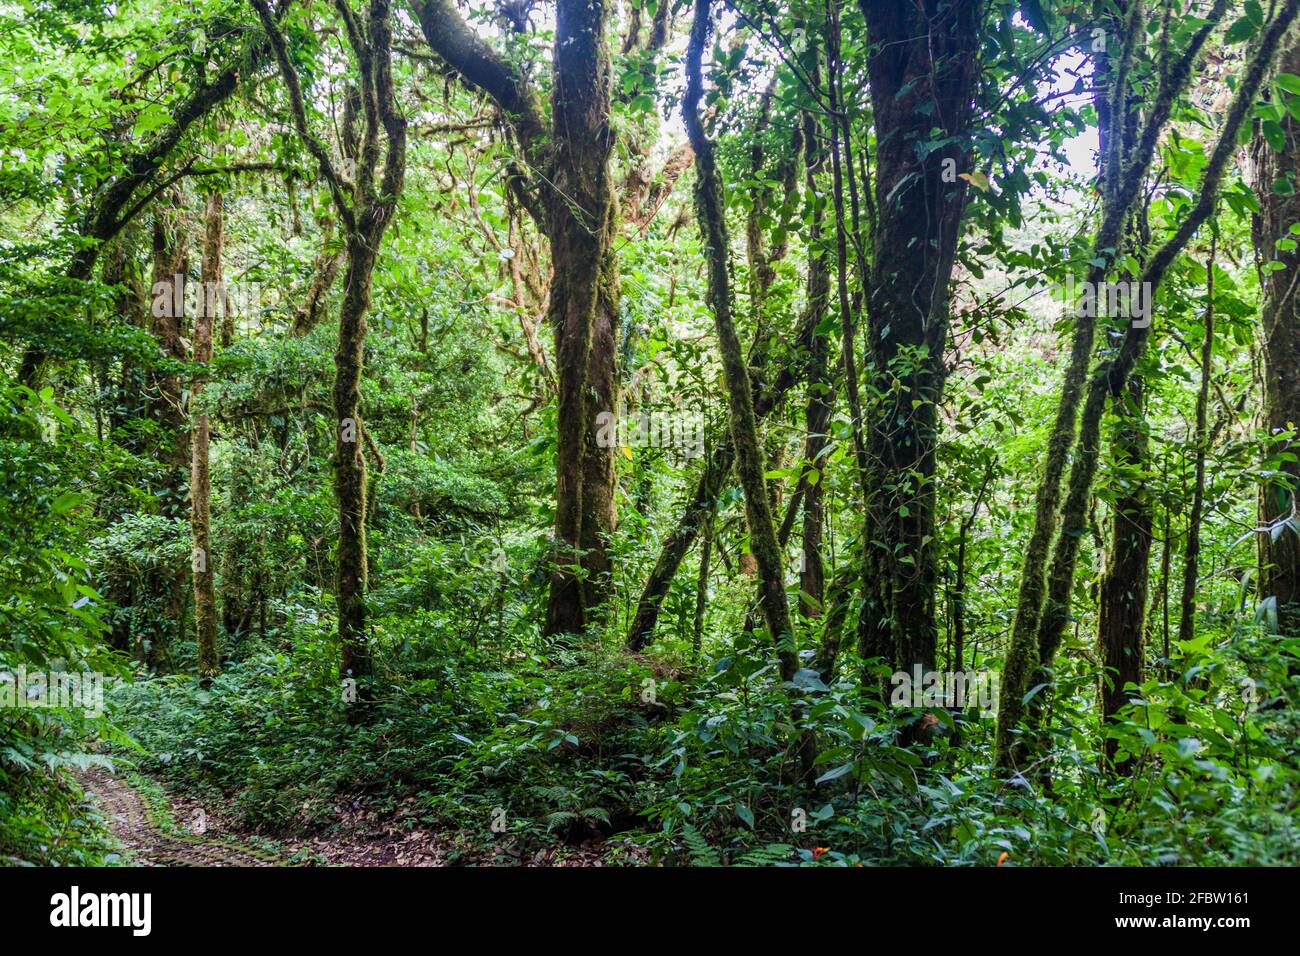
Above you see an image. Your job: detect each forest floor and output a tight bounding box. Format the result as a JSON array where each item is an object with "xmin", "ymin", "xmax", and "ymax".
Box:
[{"xmin": 77, "ymin": 769, "xmax": 619, "ymax": 866}]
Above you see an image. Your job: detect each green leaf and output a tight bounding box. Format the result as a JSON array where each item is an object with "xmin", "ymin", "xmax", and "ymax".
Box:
[
  {"xmin": 1264, "ymin": 119, "xmax": 1287, "ymax": 152},
  {"xmin": 815, "ymin": 763, "xmax": 854, "ymax": 784},
  {"xmin": 1224, "ymin": 16, "xmax": 1257, "ymax": 43},
  {"xmin": 51, "ymin": 492, "xmax": 84, "ymax": 515},
  {"xmin": 735, "ymin": 803, "xmax": 754, "ymax": 828}
]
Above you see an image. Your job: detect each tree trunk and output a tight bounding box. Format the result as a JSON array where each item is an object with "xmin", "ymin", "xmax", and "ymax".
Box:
[
  {"xmin": 143, "ymin": 190, "xmax": 190, "ymax": 671},
  {"xmin": 253, "ymin": 0, "xmax": 407, "ymax": 693},
  {"xmin": 543, "ymin": 0, "xmax": 617, "ymax": 636},
  {"xmin": 291, "ymin": 215, "xmax": 346, "ymax": 338},
  {"xmin": 579, "ymin": 276, "xmax": 619, "ymax": 618},
  {"xmin": 798, "ymin": 107, "xmax": 833, "ymax": 617},
  {"xmin": 684, "ymin": 0, "xmax": 795, "ymax": 679},
  {"xmin": 334, "ymin": 232, "xmax": 376, "ymax": 681},
  {"xmin": 692, "ymin": 501, "xmax": 715, "ymax": 660},
  {"xmin": 1177, "ymin": 248, "xmax": 1216, "ymax": 648},
  {"xmin": 413, "ymin": 0, "xmax": 623, "ymax": 637},
  {"xmin": 997, "ymin": 0, "xmax": 1298, "ymax": 771},
  {"xmin": 1251, "ymin": 36, "xmax": 1300, "ymax": 641},
  {"xmin": 192, "ymin": 190, "xmax": 222, "ymax": 683},
  {"xmin": 627, "ymin": 443, "xmax": 731, "ymax": 647},
  {"xmin": 860, "ymin": 0, "xmax": 980, "ymax": 678},
  {"xmin": 1097, "ymin": 379, "xmax": 1152, "ymax": 772},
  {"xmin": 996, "ymin": 2, "xmax": 1230, "ymax": 769}
]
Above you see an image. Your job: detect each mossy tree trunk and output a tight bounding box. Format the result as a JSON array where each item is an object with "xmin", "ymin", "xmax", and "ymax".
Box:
[
  {"xmin": 1097, "ymin": 380, "xmax": 1152, "ymax": 772},
  {"xmin": 1092, "ymin": 8, "xmax": 1154, "ymax": 774},
  {"xmin": 143, "ymin": 189, "xmax": 189, "ymax": 671},
  {"xmin": 253, "ymin": 0, "xmax": 407, "ymax": 692},
  {"xmin": 998, "ymin": 0, "xmax": 1299, "ymax": 772},
  {"xmin": 798, "ymin": 105, "xmax": 833, "ymax": 620},
  {"xmin": 1251, "ymin": 35, "xmax": 1300, "ymax": 643},
  {"xmin": 996, "ymin": 1, "xmax": 1236, "ymax": 770},
  {"xmin": 413, "ymin": 0, "xmax": 620, "ymax": 635},
  {"xmin": 684, "ymin": 0, "xmax": 795, "ymax": 679},
  {"xmin": 192, "ymin": 189, "xmax": 222, "ymax": 683},
  {"xmin": 543, "ymin": 0, "xmax": 617, "ymax": 636},
  {"xmin": 859, "ymin": 0, "xmax": 980, "ymax": 679}
]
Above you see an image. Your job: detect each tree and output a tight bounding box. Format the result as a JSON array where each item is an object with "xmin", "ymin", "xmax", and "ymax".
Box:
[
  {"xmin": 1251, "ymin": 32, "xmax": 1300, "ymax": 643},
  {"xmin": 857, "ymin": 0, "xmax": 981, "ymax": 681},
  {"xmin": 998, "ymin": 0, "xmax": 1300, "ymax": 772},
  {"xmin": 414, "ymin": 0, "xmax": 620, "ymax": 635},
  {"xmin": 192, "ymin": 188, "xmax": 222, "ymax": 683},
  {"xmin": 252, "ymin": 0, "xmax": 408, "ymax": 689},
  {"xmin": 684, "ymin": 0, "xmax": 795, "ymax": 680}
]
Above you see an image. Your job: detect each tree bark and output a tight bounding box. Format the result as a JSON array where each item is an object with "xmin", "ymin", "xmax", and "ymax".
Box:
[
  {"xmin": 542, "ymin": 0, "xmax": 617, "ymax": 636},
  {"xmin": 1097, "ymin": 379, "xmax": 1152, "ymax": 772},
  {"xmin": 334, "ymin": 230, "xmax": 376, "ymax": 680},
  {"xmin": 192, "ymin": 190, "xmax": 222, "ymax": 683},
  {"xmin": 859, "ymin": 0, "xmax": 980, "ymax": 679},
  {"xmin": 142, "ymin": 189, "xmax": 190, "ymax": 671},
  {"xmin": 253, "ymin": 0, "xmax": 407, "ymax": 689},
  {"xmin": 1251, "ymin": 35, "xmax": 1300, "ymax": 642},
  {"xmin": 685, "ymin": 0, "xmax": 795, "ymax": 679}
]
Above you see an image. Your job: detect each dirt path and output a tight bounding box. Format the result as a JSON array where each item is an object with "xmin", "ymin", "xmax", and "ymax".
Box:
[
  {"xmin": 76, "ymin": 769, "xmax": 456, "ymax": 866},
  {"xmin": 78, "ymin": 769, "xmax": 280, "ymax": 867},
  {"xmin": 77, "ymin": 769, "xmax": 619, "ymax": 867}
]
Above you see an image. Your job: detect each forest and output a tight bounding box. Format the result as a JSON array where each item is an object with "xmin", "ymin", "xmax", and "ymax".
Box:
[{"xmin": 2, "ymin": 0, "xmax": 1299, "ymax": 872}]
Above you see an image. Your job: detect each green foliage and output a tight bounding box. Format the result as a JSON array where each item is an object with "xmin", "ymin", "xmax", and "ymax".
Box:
[{"xmin": 0, "ymin": 385, "xmax": 127, "ymax": 864}]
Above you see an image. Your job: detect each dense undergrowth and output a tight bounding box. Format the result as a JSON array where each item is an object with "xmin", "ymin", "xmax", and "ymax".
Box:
[
  {"xmin": 0, "ymin": 386, "xmax": 124, "ymax": 865},
  {"xmin": 104, "ymin": 605, "xmax": 1300, "ymax": 867}
]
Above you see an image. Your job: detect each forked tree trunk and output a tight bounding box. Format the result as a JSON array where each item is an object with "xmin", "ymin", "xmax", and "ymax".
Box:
[
  {"xmin": 412, "ymin": 0, "xmax": 620, "ymax": 637},
  {"xmin": 997, "ymin": 0, "xmax": 1299, "ymax": 771},
  {"xmin": 253, "ymin": 0, "xmax": 407, "ymax": 693},
  {"xmin": 997, "ymin": 3, "xmax": 1207, "ymax": 766}
]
